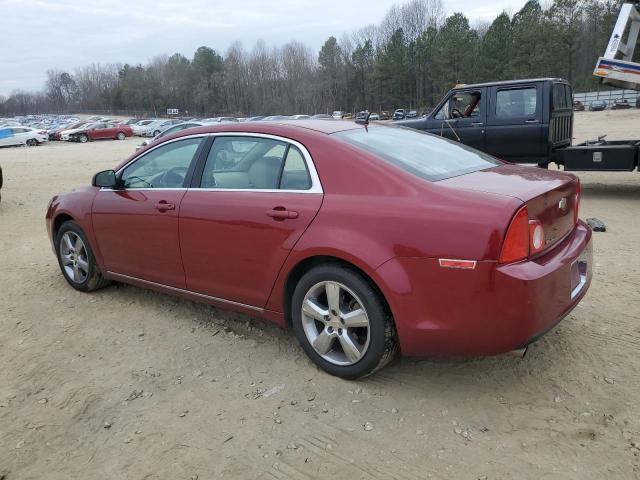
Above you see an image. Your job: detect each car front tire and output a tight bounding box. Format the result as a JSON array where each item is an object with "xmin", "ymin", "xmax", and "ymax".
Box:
[
  {"xmin": 55, "ymin": 220, "xmax": 110, "ymax": 292},
  {"xmin": 26, "ymin": 138, "xmax": 38, "ymax": 146},
  {"xmin": 78, "ymin": 134, "xmax": 88, "ymax": 143},
  {"xmin": 291, "ymin": 264, "xmax": 398, "ymax": 379}
]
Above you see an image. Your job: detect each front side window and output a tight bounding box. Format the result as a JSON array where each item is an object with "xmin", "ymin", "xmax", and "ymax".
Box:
[
  {"xmin": 121, "ymin": 137, "xmax": 202, "ymax": 188},
  {"xmin": 496, "ymin": 87, "xmax": 537, "ymax": 118},
  {"xmin": 334, "ymin": 126, "xmax": 500, "ymax": 182},
  {"xmin": 434, "ymin": 91, "xmax": 482, "ymax": 120},
  {"xmin": 200, "ymin": 136, "xmax": 312, "ymax": 190}
]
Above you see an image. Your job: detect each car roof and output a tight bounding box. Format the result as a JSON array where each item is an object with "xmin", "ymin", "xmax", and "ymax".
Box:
[
  {"xmin": 181, "ymin": 119, "xmax": 361, "ymax": 135},
  {"xmin": 450, "ymin": 77, "xmax": 568, "ymax": 90}
]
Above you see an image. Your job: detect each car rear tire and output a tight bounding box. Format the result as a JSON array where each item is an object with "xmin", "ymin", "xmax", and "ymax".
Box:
[
  {"xmin": 153, "ymin": 130, "xmax": 161, "ymax": 136},
  {"xmin": 78, "ymin": 134, "xmax": 88, "ymax": 143},
  {"xmin": 291, "ymin": 264, "xmax": 397, "ymax": 379},
  {"xmin": 116, "ymin": 132, "xmax": 126, "ymax": 140},
  {"xmin": 55, "ymin": 220, "xmax": 110, "ymax": 292},
  {"xmin": 26, "ymin": 138, "xmax": 38, "ymax": 146}
]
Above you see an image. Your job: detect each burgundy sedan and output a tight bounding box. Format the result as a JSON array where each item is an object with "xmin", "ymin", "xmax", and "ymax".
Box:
[
  {"xmin": 69, "ymin": 123, "xmax": 133, "ymax": 143},
  {"xmin": 46, "ymin": 121, "xmax": 592, "ymax": 378}
]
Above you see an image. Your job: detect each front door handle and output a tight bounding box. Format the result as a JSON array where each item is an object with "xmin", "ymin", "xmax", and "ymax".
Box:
[
  {"xmin": 525, "ymin": 119, "xmax": 539, "ymax": 124},
  {"xmin": 266, "ymin": 207, "xmax": 298, "ymax": 220},
  {"xmin": 471, "ymin": 122, "xmax": 484, "ymax": 126},
  {"xmin": 155, "ymin": 201, "xmax": 175, "ymax": 212}
]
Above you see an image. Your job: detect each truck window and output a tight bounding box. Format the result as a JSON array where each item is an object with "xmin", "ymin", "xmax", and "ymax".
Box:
[
  {"xmin": 496, "ymin": 87, "xmax": 537, "ymax": 118},
  {"xmin": 434, "ymin": 91, "xmax": 482, "ymax": 120}
]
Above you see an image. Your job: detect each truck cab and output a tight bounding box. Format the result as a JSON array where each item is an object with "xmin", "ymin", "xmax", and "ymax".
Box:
[{"xmin": 397, "ymin": 78, "xmax": 573, "ymax": 166}]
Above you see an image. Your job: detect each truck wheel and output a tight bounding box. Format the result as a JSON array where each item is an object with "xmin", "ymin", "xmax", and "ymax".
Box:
[{"xmin": 291, "ymin": 264, "xmax": 398, "ymax": 379}]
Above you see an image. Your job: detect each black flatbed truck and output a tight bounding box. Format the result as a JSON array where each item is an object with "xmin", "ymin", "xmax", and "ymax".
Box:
[{"xmin": 397, "ymin": 77, "xmax": 639, "ymax": 173}]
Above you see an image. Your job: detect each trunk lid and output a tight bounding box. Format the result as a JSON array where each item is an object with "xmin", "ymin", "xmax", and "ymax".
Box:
[{"xmin": 440, "ymin": 164, "xmax": 578, "ymax": 252}]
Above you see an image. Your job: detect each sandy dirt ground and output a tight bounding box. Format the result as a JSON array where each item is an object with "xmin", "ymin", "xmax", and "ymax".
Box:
[{"xmin": 1, "ymin": 113, "xmax": 639, "ymax": 479}]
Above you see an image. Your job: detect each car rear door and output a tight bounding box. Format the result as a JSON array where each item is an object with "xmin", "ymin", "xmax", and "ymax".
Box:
[
  {"xmin": 179, "ymin": 134, "xmax": 323, "ymax": 308},
  {"xmin": 484, "ymin": 83, "xmax": 544, "ymax": 163},
  {"xmin": 92, "ymin": 136, "xmax": 206, "ymax": 288}
]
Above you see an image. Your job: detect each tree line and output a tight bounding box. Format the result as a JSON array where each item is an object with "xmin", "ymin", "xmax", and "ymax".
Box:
[{"xmin": 0, "ymin": 0, "xmax": 623, "ymax": 117}]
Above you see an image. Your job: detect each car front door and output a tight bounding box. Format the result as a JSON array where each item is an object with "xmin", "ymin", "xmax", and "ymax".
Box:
[
  {"xmin": 484, "ymin": 83, "xmax": 543, "ymax": 163},
  {"xmin": 426, "ymin": 89, "xmax": 487, "ymax": 151},
  {"xmin": 179, "ymin": 134, "xmax": 323, "ymax": 308},
  {"xmin": 92, "ymin": 136, "xmax": 205, "ymax": 287}
]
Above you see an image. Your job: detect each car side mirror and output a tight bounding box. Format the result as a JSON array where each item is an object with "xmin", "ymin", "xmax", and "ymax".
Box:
[{"xmin": 92, "ymin": 169, "xmax": 117, "ymax": 188}]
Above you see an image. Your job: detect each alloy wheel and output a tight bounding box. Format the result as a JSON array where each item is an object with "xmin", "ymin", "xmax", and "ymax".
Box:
[
  {"xmin": 59, "ymin": 231, "xmax": 89, "ymax": 284},
  {"xmin": 301, "ymin": 281, "xmax": 371, "ymax": 366}
]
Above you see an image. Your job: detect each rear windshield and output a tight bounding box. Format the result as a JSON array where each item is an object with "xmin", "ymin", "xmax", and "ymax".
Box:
[{"xmin": 334, "ymin": 126, "xmax": 500, "ymax": 181}]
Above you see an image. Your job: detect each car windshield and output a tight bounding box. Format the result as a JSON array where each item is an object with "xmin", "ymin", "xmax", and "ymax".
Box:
[{"xmin": 334, "ymin": 126, "xmax": 501, "ymax": 182}]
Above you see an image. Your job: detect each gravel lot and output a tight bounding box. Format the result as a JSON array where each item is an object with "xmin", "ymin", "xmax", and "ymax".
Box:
[{"xmin": 1, "ymin": 113, "xmax": 639, "ymax": 479}]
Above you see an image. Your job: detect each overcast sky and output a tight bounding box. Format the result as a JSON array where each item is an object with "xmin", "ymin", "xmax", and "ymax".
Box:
[{"xmin": 0, "ymin": 0, "xmax": 528, "ymax": 96}]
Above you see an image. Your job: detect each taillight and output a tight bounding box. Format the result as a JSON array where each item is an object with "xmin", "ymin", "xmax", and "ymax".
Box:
[
  {"xmin": 499, "ymin": 206, "xmax": 530, "ymax": 264},
  {"xmin": 573, "ymin": 180, "xmax": 581, "ymax": 224},
  {"xmin": 529, "ymin": 220, "xmax": 545, "ymax": 254}
]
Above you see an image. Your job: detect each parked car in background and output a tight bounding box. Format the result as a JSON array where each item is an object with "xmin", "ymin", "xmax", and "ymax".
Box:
[
  {"xmin": 60, "ymin": 123, "xmax": 94, "ymax": 141},
  {"xmin": 68, "ymin": 123, "xmax": 133, "ymax": 143},
  {"xmin": 406, "ymin": 110, "xmax": 418, "ymax": 118},
  {"xmin": 262, "ymin": 115, "xmax": 290, "ymax": 121},
  {"xmin": 47, "ymin": 120, "xmax": 591, "ymax": 379},
  {"xmin": 0, "ymin": 126, "xmax": 48, "ymax": 147},
  {"xmin": 355, "ymin": 111, "xmax": 369, "ymax": 121},
  {"xmin": 132, "ymin": 120, "xmax": 159, "ymax": 136},
  {"xmin": 379, "ymin": 111, "xmax": 390, "ymax": 120},
  {"xmin": 311, "ymin": 114, "xmax": 333, "ymax": 119},
  {"xmin": 589, "ymin": 100, "xmax": 607, "ymax": 111},
  {"xmin": 201, "ymin": 117, "xmax": 239, "ymax": 124},
  {"xmin": 142, "ymin": 119, "xmax": 183, "ymax": 137},
  {"xmin": 369, "ymin": 113, "xmax": 380, "ymax": 120},
  {"xmin": 332, "ymin": 111, "xmax": 345, "ymax": 119},
  {"xmin": 612, "ymin": 99, "xmax": 632, "ymax": 110},
  {"xmin": 573, "ymin": 100, "xmax": 585, "ymax": 111},
  {"xmin": 136, "ymin": 121, "xmax": 205, "ymax": 150},
  {"xmin": 289, "ymin": 115, "xmax": 311, "ymax": 120},
  {"xmin": 246, "ymin": 116, "xmax": 265, "ymax": 121},
  {"xmin": 393, "ymin": 109, "xmax": 407, "ymax": 120}
]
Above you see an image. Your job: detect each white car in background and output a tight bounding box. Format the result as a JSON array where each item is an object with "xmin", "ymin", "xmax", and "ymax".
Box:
[
  {"xmin": 140, "ymin": 119, "xmax": 183, "ymax": 137},
  {"xmin": 136, "ymin": 121, "xmax": 205, "ymax": 150},
  {"xmin": 0, "ymin": 126, "xmax": 48, "ymax": 147},
  {"xmin": 131, "ymin": 119, "xmax": 158, "ymax": 136},
  {"xmin": 60, "ymin": 123, "xmax": 96, "ymax": 141}
]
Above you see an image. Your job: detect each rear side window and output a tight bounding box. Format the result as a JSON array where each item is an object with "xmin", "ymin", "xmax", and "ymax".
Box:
[
  {"xmin": 281, "ymin": 146, "xmax": 311, "ymax": 190},
  {"xmin": 200, "ymin": 137, "xmax": 312, "ymax": 190},
  {"xmin": 553, "ymin": 83, "xmax": 572, "ymax": 109},
  {"xmin": 496, "ymin": 87, "xmax": 537, "ymax": 117},
  {"xmin": 334, "ymin": 126, "xmax": 500, "ymax": 182}
]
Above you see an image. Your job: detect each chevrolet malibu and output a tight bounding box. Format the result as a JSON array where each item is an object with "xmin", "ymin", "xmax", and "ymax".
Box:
[{"xmin": 46, "ymin": 121, "xmax": 592, "ymax": 379}]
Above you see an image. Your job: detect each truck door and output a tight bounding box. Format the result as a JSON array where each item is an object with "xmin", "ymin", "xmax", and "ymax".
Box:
[
  {"xmin": 484, "ymin": 83, "xmax": 544, "ymax": 164},
  {"xmin": 425, "ymin": 88, "xmax": 486, "ymax": 151}
]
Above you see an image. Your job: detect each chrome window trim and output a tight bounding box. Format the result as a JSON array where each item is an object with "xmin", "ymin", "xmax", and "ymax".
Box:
[
  {"xmin": 106, "ymin": 271, "xmax": 263, "ymax": 312},
  {"xmin": 113, "ymin": 132, "xmax": 323, "ymax": 194}
]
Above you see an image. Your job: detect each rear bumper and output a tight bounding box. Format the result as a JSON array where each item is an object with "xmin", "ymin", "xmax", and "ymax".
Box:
[{"xmin": 375, "ymin": 221, "xmax": 593, "ymax": 356}]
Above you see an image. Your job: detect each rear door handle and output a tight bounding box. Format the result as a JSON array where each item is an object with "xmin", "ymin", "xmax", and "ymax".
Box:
[
  {"xmin": 155, "ymin": 201, "xmax": 175, "ymax": 212},
  {"xmin": 266, "ymin": 207, "xmax": 298, "ymax": 219},
  {"xmin": 525, "ymin": 119, "xmax": 539, "ymax": 124},
  {"xmin": 471, "ymin": 122, "xmax": 484, "ymax": 126}
]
